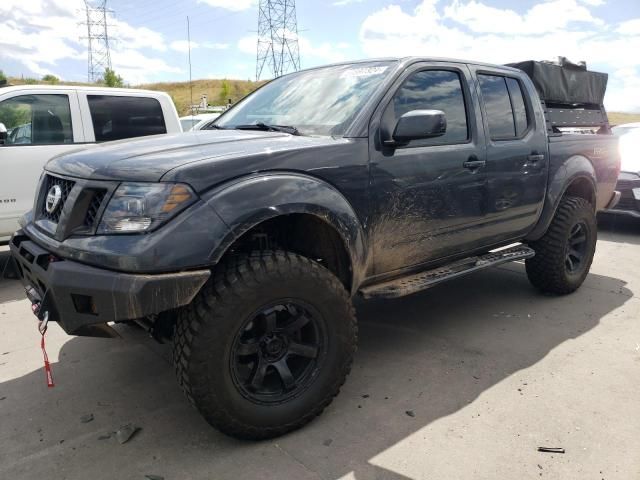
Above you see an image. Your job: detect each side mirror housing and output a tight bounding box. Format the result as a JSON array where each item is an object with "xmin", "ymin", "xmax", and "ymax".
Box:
[
  {"xmin": 389, "ymin": 110, "xmax": 447, "ymax": 145},
  {"xmin": 0, "ymin": 123, "xmax": 7, "ymax": 145}
]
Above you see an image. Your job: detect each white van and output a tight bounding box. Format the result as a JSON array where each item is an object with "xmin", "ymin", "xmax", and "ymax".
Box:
[{"xmin": 0, "ymin": 85, "xmax": 181, "ymax": 241}]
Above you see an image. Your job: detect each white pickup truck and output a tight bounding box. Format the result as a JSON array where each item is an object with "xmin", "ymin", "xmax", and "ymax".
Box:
[{"xmin": 0, "ymin": 85, "xmax": 181, "ymax": 241}]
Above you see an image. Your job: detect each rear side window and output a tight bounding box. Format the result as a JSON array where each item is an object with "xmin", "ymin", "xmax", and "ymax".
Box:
[
  {"xmin": 506, "ymin": 78, "xmax": 528, "ymax": 136},
  {"xmin": 389, "ymin": 70, "xmax": 468, "ymax": 145},
  {"xmin": 87, "ymin": 95, "xmax": 166, "ymax": 142},
  {"xmin": 478, "ymin": 74, "xmax": 529, "ymax": 140}
]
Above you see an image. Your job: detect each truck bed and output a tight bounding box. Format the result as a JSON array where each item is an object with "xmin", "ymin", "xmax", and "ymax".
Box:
[{"xmin": 548, "ymin": 133, "xmax": 619, "ymax": 211}]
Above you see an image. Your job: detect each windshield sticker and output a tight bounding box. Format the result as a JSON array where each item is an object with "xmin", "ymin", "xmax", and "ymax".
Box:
[{"xmin": 341, "ymin": 66, "xmax": 388, "ymax": 78}]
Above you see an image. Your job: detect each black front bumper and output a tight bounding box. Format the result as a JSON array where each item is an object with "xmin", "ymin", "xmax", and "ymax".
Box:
[
  {"xmin": 603, "ymin": 172, "xmax": 640, "ymax": 218},
  {"xmin": 8, "ymin": 231, "xmax": 210, "ymax": 336}
]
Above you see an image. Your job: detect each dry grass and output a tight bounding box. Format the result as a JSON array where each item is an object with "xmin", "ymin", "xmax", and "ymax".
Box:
[{"xmin": 608, "ymin": 111, "xmax": 640, "ymax": 126}]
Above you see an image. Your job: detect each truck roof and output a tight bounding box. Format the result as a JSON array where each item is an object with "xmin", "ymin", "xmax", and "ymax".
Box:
[
  {"xmin": 0, "ymin": 84, "xmax": 170, "ymax": 97},
  {"xmin": 291, "ymin": 56, "xmax": 522, "ymax": 75}
]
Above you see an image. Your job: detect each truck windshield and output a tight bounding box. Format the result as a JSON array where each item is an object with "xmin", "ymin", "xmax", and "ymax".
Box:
[{"xmin": 211, "ymin": 61, "xmax": 395, "ymax": 136}]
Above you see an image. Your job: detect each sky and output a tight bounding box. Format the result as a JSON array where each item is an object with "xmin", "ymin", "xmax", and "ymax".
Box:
[{"xmin": 1, "ymin": 0, "xmax": 639, "ymax": 111}]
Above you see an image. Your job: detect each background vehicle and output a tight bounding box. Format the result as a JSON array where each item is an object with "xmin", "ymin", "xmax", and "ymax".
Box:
[
  {"xmin": 8, "ymin": 58, "xmax": 620, "ymax": 440},
  {"xmin": 179, "ymin": 113, "xmax": 220, "ymax": 131},
  {"xmin": 0, "ymin": 85, "xmax": 181, "ymax": 241},
  {"xmin": 603, "ymin": 124, "xmax": 640, "ymax": 218}
]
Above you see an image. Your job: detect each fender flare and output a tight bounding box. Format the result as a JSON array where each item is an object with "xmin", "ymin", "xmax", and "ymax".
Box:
[
  {"xmin": 203, "ymin": 173, "xmax": 368, "ymax": 292},
  {"xmin": 526, "ymin": 154, "xmax": 597, "ymax": 241}
]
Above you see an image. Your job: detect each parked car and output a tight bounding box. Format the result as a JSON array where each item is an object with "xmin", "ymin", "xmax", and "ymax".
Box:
[
  {"xmin": 0, "ymin": 85, "xmax": 181, "ymax": 241},
  {"xmin": 179, "ymin": 113, "xmax": 220, "ymax": 131},
  {"xmin": 7, "ymin": 58, "xmax": 620, "ymax": 440},
  {"xmin": 602, "ymin": 125, "xmax": 640, "ymax": 218}
]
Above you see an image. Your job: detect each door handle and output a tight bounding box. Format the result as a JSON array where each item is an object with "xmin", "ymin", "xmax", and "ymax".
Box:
[
  {"xmin": 527, "ymin": 153, "xmax": 545, "ymax": 163},
  {"xmin": 463, "ymin": 159, "xmax": 486, "ymax": 170}
]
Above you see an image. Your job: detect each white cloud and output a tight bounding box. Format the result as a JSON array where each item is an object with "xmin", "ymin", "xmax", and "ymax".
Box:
[
  {"xmin": 360, "ymin": 0, "xmax": 640, "ymax": 111},
  {"xmin": 202, "ymin": 42, "xmax": 230, "ymax": 50},
  {"xmin": 443, "ymin": 0, "xmax": 603, "ymax": 35},
  {"xmin": 197, "ymin": 0, "xmax": 257, "ymax": 11},
  {"xmin": 0, "ymin": 0, "xmax": 179, "ymax": 84},
  {"xmin": 617, "ymin": 18, "xmax": 640, "ymax": 35},
  {"xmin": 332, "ymin": 0, "xmax": 365, "ymax": 6},
  {"xmin": 170, "ymin": 40, "xmax": 198, "ymax": 53}
]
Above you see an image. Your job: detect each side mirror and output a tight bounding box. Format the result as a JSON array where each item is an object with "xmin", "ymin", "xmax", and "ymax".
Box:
[
  {"xmin": 390, "ymin": 110, "xmax": 447, "ymax": 144},
  {"xmin": 0, "ymin": 123, "xmax": 7, "ymax": 145}
]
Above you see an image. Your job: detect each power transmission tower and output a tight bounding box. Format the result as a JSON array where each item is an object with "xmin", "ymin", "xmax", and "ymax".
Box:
[
  {"xmin": 82, "ymin": 0, "xmax": 113, "ymax": 83},
  {"xmin": 256, "ymin": 0, "xmax": 301, "ymax": 81}
]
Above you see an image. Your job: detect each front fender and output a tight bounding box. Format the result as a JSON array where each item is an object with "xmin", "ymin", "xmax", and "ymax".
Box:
[
  {"xmin": 204, "ymin": 173, "xmax": 368, "ymax": 291},
  {"xmin": 526, "ymin": 154, "xmax": 596, "ymax": 241}
]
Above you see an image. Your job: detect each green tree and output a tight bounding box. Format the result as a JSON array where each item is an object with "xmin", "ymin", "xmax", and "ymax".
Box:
[
  {"xmin": 42, "ymin": 74, "xmax": 59, "ymax": 84},
  {"xmin": 0, "ymin": 70, "xmax": 6, "ymax": 83},
  {"xmin": 103, "ymin": 68, "xmax": 124, "ymax": 88},
  {"xmin": 218, "ymin": 79, "xmax": 231, "ymax": 105}
]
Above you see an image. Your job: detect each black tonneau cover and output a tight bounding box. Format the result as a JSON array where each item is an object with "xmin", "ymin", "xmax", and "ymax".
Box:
[{"xmin": 507, "ymin": 60, "xmax": 607, "ymax": 105}]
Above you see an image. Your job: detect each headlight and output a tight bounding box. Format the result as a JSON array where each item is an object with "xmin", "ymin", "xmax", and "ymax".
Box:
[{"xmin": 98, "ymin": 182, "xmax": 197, "ymax": 234}]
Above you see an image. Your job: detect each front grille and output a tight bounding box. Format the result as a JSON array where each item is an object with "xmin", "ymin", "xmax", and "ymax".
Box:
[
  {"xmin": 84, "ymin": 190, "xmax": 106, "ymax": 228},
  {"xmin": 40, "ymin": 175, "xmax": 75, "ymax": 223},
  {"xmin": 615, "ymin": 176, "xmax": 640, "ymax": 212}
]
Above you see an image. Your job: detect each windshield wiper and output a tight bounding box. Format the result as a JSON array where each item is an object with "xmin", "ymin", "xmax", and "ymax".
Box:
[{"xmin": 233, "ymin": 122, "xmax": 301, "ymax": 136}]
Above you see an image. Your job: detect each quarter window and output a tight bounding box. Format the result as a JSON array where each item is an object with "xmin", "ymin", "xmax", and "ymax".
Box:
[
  {"xmin": 478, "ymin": 74, "xmax": 529, "ymax": 139},
  {"xmin": 0, "ymin": 94, "xmax": 73, "ymax": 145},
  {"xmin": 87, "ymin": 95, "xmax": 167, "ymax": 142},
  {"xmin": 388, "ymin": 70, "xmax": 469, "ymax": 145}
]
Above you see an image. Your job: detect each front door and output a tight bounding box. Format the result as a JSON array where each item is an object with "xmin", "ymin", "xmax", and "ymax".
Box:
[
  {"xmin": 0, "ymin": 91, "xmax": 83, "ymax": 238},
  {"xmin": 368, "ymin": 63, "xmax": 490, "ymax": 275}
]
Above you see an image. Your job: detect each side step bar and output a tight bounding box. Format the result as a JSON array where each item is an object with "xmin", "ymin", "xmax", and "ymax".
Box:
[{"xmin": 360, "ymin": 245, "xmax": 535, "ymax": 299}]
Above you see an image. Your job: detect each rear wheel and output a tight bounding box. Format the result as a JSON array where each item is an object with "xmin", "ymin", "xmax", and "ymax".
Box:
[
  {"xmin": 173, "ymin": 250, "xmax": 357, "ymax": 439},
  {"xmin": 526, "ymin": 196, "xmax": 597, "ymax": 294}
]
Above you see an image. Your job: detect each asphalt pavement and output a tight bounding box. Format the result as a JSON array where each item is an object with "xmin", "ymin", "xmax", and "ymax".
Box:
[{"xmin": 1, "ymin": 216, "xmax": 639, "ymax": 480}]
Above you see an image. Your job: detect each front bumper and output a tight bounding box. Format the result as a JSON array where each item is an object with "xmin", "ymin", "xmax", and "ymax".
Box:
[
  {"xmin": 8, "ymin": 230, "xmax": 210, "ymax": 336},
  {"xmin": 602, "ymin": 171, "xmax": 640, "ymax": 218}
]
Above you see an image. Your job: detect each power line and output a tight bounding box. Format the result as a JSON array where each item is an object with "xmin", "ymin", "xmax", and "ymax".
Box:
[
  {"xmin": 81, "ymin": 0, "xmax": 113, "ymax": 83},
  {"xmin": 256, "ymin": 0, "xmax": 300, "ymax": 81}
]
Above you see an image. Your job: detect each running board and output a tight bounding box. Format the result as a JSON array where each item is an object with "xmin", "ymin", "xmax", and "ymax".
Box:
[{"xmin": 360, "ymin": 245, "xmax": 535, "ymax": 299}]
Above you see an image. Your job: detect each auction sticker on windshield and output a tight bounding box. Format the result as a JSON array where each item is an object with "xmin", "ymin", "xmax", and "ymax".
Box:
[{"xmin": 341, "ymin": 66, "xmax": 388, "ymax": 78}]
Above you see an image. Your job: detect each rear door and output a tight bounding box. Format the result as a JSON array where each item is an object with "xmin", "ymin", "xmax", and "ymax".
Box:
[
  {"xmin": 0, "ymin": 89, "xmax": 84, "ymax": 238},
  {"xmin": 471, "ymin": 68, "xmax": 548, "ymax": 242},
  {"xmin": 368, "ymin": 62, "xmax": 491, "ymax": 275}
]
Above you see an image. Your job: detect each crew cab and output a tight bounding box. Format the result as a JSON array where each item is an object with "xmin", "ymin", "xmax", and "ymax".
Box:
[
  {"xmin": 6, "ymin": 58, "xmax": 620, "ymax": 440},
  {"xmin": 0, "ymin": 85, "xmax": 181, "ymax": 241}
]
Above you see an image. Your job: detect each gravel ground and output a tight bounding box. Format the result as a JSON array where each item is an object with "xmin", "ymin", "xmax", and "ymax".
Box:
[{"xmin": 0, "ymin": 216, "xmax": 639, "ymax": 480}]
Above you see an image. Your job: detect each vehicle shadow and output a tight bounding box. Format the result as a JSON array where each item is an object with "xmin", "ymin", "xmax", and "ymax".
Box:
[
  {"xmin": 0, "ymin": 250, "xmax": 24, "ymax": 304},
  {"xmin": 0, "ymin": 265, "xmax": 631, "ymax": 480},
  {"xmin": 598, "ymin": 214, "xmax": 640, "ymax": 244}
]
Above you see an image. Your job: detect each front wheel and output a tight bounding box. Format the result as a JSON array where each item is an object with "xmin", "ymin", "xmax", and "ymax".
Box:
[
  {"xmin": 173, "ymin": 251, "xmax": 357, "ymax": 440},
  {"xmin": 526, "ymin": 196, "xmax": 597, "ymax": 294}
]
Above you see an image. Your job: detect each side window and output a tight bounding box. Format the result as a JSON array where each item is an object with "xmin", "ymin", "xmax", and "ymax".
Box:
[
  {"xmin": 0, "ymin": 94, "xmax": 73, "ymax": 145},
  {"xmin": 478, "ymin": 75, "xmax": 515, "ymax": 139},
  {"xmin": 478, "ymin": 74, "xmax": 530, "ymax": 140},
  {"xmin": 87, "ymin": 95, "xmax": 167, "ymax": 142},
  {"xmin": 506, "ymin": 77, "xmax": 529, "ymax": 136},
  {"xmin": 388, "ymin": 70, "xmax": 468, "ymax": 145}
]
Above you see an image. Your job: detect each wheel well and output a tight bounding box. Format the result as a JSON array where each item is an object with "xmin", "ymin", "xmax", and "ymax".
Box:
[
  {"xmin": 222, "ymin": 214, "xmax": 352, "ymax": 290},
  {"xmin": 564, "ymin": 177, "xmax": 595, "ymax": 208}
]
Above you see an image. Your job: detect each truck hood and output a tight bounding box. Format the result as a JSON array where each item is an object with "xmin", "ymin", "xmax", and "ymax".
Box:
[{"xmin": 45, "ymin": 130, "xmax": 345, "ymax": 191}]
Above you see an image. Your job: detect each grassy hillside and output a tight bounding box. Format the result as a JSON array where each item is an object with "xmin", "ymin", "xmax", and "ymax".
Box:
[
  {"xmin": 608, "ymin": 111, "xmax": 640, "ymax": 126},
  {"xmin": 138, "ymin": 78, "xmax": 265, "ymax": 115}
]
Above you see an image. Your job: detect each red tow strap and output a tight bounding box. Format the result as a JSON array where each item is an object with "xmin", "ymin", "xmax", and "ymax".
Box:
[{"xmin": 38, "ymin": 312, "xmax": 55, "ymax": 388}]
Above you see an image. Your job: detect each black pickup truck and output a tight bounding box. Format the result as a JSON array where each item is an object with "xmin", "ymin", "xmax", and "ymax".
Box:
[{"xmin": 7, "ymin": 57, "xmax": 620, "ymax": 439}]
